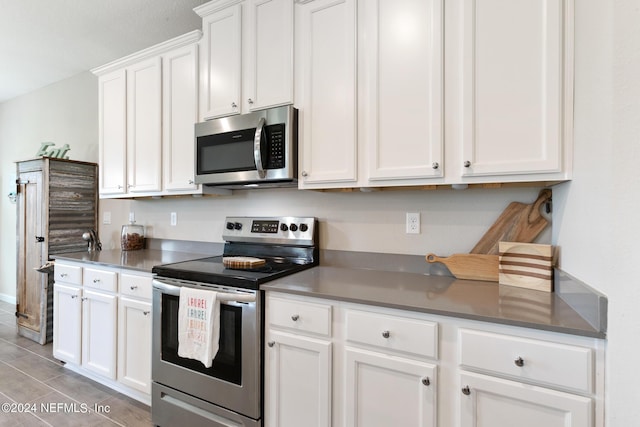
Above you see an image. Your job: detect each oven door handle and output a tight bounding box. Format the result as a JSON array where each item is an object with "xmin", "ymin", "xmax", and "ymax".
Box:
[
  {"xmin": 253, "ymin": 116, "xmax": 267, "ymax": 179},
  {"xmin": 152, "ymin": 280, "xmax": 256, "ymax": 303}
]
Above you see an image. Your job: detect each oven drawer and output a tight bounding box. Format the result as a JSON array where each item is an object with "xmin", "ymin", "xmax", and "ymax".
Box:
[
  {"xmin": 83, "ymin": 267, "xmax": 118, "ymax": 293},
  {"xmin": 268, "ymin": 297, "xmax": 332, "ymax": 337},
  {"xmin": 120, "ymin": 272, "xmax": 152, "ymax": 299},
  {"xmin": 346, "ymin": 309, "xmax": 438, "ymax": 359},
  {"xmin": 459, "ymin": 328, "xmax": 594, "ymax": 393},
  {"xmin": 54, "ymin": 263, "xmax": 82, "ymax": 285}
]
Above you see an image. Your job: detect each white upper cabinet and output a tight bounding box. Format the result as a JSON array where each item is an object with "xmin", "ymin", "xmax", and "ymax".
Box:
[
  {"xmin": 296, "ymin": 0, "xmax": 358, "ymax": 188},
  {"xmin": 162, "ymin": 44, "xmax": 200, "ymax": 192},
  {"xmin": 126, "ymin": 57, "xmax": 162, "ymax": 194},
  {"xmin": 452, "ymin": 0, "xmax": 573, "ymax": 182},
  {"xmin": 360, "ymin": 0, "xmax": 444, "ymax": 184},
  {"xmin": 196, "ymin": 0, "xmax": 294, "ymax": 120},
  {"xmin": 98, "ymin": 69, "xmax": 127, "ymax": 196}
]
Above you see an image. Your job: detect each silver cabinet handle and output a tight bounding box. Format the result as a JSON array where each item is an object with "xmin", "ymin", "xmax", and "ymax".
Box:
[
  {"xmin": 432, "ymin": 162, "xmax": 439, "ymax": 169},
  {"xmin": 248, "ymin": 98, "xmax": 254, "ymax": 105},
  {"xmin": 188, "ymin": 179, "xmax": 194, "ymax": 185},
  {"xmin": 291, "ymin": 314, "xmax": 300, "ymax": 322},
  {"xmin": 463, "ymin": 160, "xmax": 471, "ymax": 168},
  {"xmin": 60, "ymin": 273, "xmax": 68, "ymax": 278},
  {"xmin": 130, "ymin": 285, "xmax": 138, "ymax": 290},
  {"xmin": 93, "ymin": 278, "xmax": 100, "ymax": 283},
  {"xmin": 301, "ymin": 171, "xmax": 308, "ymax": 177},
  {"xmin": 514, "ymin": 357, "xmax": 525, "ymax": 367},
  {"xmin": 462, "ymin": 386, "xmax": 471, "ymax": 395},
  {"xmin": 421, "ymin": 377, "xmax": 431, "ymax": 386},
  {"xmin": 268, "ymin": 341, "xmax": 275, "ymax": 347},
  {"xmin": 382, "ymin": 330, "xmax": 390, "ymax": 339},
  {"xmin": 254, "ymin": 117, "xmax": 267, "ymax": 179},
  {"xmin": 71, "ymin": 294, "xmax": 78, "ymax": 299},
  {"xmin": 81, "ymin": 297, "xmax": 88, "ymax": 302},
  {"xmin": 143, "ymin": 311, "xmax": 150, "ymax": 316},
  {"xmin": 231, "ymin": 102, "xmax": 237, "ymax": 109},
  {"xmin": 117, "ymin": 185, "xmax": 123, "ymax": 189}
]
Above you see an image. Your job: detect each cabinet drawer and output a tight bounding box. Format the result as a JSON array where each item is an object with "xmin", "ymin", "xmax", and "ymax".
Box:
[
  {"xmin": 268, "ymin": 297, "xmax": 332, "ymax": 337},
  {"xmin": 120, "ymin": 272, "xmax": 152, "ymax": 300},
  {"xmin": 83, "ymin": 268, "xmax": 118, "ymax": 293},
  {"xmin": 54, "ymin": 264, "xmax": 82, "ymax": 285},
  {"xmin": 346, "ymin": 309, "xmax": 438, "ymax": 359},
  {"xmin": 459, "ymin": 329, "xmax": 594, "ymax": 393}
]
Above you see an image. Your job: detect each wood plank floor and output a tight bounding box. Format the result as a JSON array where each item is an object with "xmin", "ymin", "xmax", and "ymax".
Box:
[{"xmin": 0, "ymin": 300, "xmax": 152, "ymax": 426}]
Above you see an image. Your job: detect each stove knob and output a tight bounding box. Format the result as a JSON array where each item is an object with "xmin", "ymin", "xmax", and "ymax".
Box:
[
  {"xmin": 289, "ymin": 224, "xmax": 298, "ymax": 232},
  {"xmin": 226, "ymin": 222, "xmax": 235, "ymax": 230},
  {"xmin": 234, "ymin": 222, "xmax": 243, "ymax": 230},
  {"xmin": 280, "ymin": 223, "xmax": 289, "ymax": 232},
  {"xmin": 299, "ymin": 224, "xmax": 309, "ymax": 232}
]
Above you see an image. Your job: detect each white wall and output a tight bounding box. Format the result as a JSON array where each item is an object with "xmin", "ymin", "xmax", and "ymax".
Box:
[{"xmin": 553, "ymin": 1, "xmax": 640, "ymax": 425}]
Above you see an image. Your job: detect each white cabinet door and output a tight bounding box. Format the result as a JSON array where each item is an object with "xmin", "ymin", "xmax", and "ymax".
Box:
[
  {"xmin": 52, "ymin": 283, "xmax": 82, "ymax": 364},
  {"xmin": 361, "ymin": 0, "xmax": 444, "ymax": 183},
  {"xmin": 458, "ymin": 0, "xmax": 571, "ymax": 178},
  {"xmin": 244, "ymin": 0, "xmax": 293, "ymax": 112},
  {"xmin": 162, "ymin": 44, "xmax": 199, "ymax": 192},
  {"xmin": 118, "ymin": 297, "xmax": 152, "ymax": 394},
  {"xmin": 265, "ymin": 331, "xmax": 332, "ymax": 427},
  {"xmin": 200, "ymin": 4, "xmax": 242, "ymax": 120},
  {"xmin": 126, "ymin": 57, "xmax": 162, "ymax": 193},
  {"xmin": 460, "ymin": 372, "xmax": 593, "ymax": 427},
  {"xmin": 296, "ymin": 0, "xmax": 358, "ymax": 187},
  {"xmin": 345, "ymin": 347, "xmax": 437, "ymax": 427},
  {"xmin": 98, "ymin": 69, "xmax": 127, "ymax": 195},
  {"xmin": 81, "ymin": 289, "xmax": 117, "ymax": 379}
]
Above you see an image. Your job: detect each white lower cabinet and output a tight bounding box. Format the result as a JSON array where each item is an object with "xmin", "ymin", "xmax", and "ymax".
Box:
[
  {"xmin": 266, "ymin": 331, "xmax": 332, "ymax": 427},
  {"xmin": 118, "ymin": 296, "xmax": 152, "ymax": 394},
  {"xmin": 52, "ymin": 260, "xmax": 152, "ymax": 404},
  {"xmin": 264, "ymin": 291, "xmax": 605, "ymax": 427},
  {"xmin": 345, "ymin": 348, "xmax": 437, "ymax": 427},
  {"xmin": 459, "ymin": 372, "xmax": 592, "ymax": 427},
  {"xmin": 81, "ymin": 288, "xmax": 117, "ymax": 379}
]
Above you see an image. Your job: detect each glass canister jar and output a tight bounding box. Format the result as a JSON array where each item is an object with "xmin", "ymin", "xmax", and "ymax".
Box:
[{"xmin": 121, "ymin": 221, "xmax": 145, "ymax": 251}]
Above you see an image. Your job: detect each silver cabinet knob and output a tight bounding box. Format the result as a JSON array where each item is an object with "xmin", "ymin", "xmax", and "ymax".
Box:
[
  {"xmin": 421, "ymin": 377, "xmax": 431, "ymax": 386},
  {"xmin": 291, "ymin": 314, "xmax": 300, "ymax": 321},
  {"xmin": 143, "ymin": 311, "xmax": 150, "ymax": 316},
  {"xmin": 81, "ymin": 297, "xmax": 88, "ymax": 302},
  {"xmin": 93, "ymin": 278, "xmax": 101, "ymax": 283},
  {"xmin": 382, "ymin": 330, "xmax": 390, "ymax": 339},
  {"xmin": 231, "ymin": 102, "xmax": 237, "ymax": 109},
  {"xmin": 71, "ymin": 294, "xmax": 78, "ymax": 299},
  {"xmin": 130, "ymin": 285, "xmax": 138, "ymax": 290},
  {"xmin": 301, "ymin": 171, "xmax": 308, "ymax": 177},
  {"xmin": 117, "ymin": 185, "xmax": 123, "ymax": 189},
  {"xmin": 463, "ymin": 160, "xmax": 471, "ymax": 168},
  {"xmin": 268, "ymin": 341, "xmax": 275, "ymax": 347},
  {"xmin": 248, "ymin": 98, "xmax": 254, "ymax": 105},
  {"xmin": 432, "ymin": 162, "xmax": 439, "ymax": 169},
  {"xmin": 462, "ymin": 386, "xmax": 471, "ymax": 395},
  {"xmin": 60, "ymin": 273, "xmax": 68, "ymax": 278},
  {"xmin": 514, "ymin": 357, "xmax": 525, "ymax": 367}
]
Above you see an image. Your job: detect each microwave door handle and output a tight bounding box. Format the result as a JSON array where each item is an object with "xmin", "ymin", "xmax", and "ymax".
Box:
[{"xmin": 253, "ymin": 117, "xmax": 267, "ymax": 179}]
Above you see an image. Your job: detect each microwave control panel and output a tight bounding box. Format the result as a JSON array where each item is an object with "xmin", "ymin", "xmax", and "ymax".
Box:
[{"xmin": 265, "ymin": 124, "xmax": 285, "ymax": 169}]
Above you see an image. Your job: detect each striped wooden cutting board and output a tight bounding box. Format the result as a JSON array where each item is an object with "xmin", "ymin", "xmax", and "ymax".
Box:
[
  {"xmin": 223, "ymin": 256, "xmax": 266, "ymax": 269},
  {"xmin": 498, "ymin": 242, "xmax": 554, "ymax": 292}
]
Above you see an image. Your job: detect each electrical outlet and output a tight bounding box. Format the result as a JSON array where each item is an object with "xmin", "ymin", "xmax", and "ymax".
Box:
[
  {"xmin": 103, "ymin": 211, "xmax": 111, "ymax": 225},
  {"xmin": 170, "ymin": 212, "xmax": 177, "ymax": 226},
  {"xmin": 406, "ymin": 212, "xmax": 420, "ymax": 234}
]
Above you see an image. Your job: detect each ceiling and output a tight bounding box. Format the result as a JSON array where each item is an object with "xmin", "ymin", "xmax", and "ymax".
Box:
[{"xmin": 0, "ymin": 0, "xmax": 210, "ymax": 103}]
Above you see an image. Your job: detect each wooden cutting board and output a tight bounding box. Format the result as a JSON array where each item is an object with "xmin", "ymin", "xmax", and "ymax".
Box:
[
  {"xmin": 470, "ymin": 189, "xmax": 552, "ymax": 255},
  {"xmin": 223, "ymin": 256, "xmax": 266, "ymax": 269},
  {"xmin": 426, "ymin": 253, "xmax": 498, "ymax": 282}
]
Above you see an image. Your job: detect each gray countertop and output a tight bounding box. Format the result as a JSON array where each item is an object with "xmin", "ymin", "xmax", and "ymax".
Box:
[
  {"xmin": 52, "ymin": 246, "xmax": 605, "ymax": 339},
  {"xmin": 262, "ymin": 266, "xmax": 605, "ymax": 339},
  {"xmin": 52, "ymin": 249, "xmax": 207, "ymax": 272}
]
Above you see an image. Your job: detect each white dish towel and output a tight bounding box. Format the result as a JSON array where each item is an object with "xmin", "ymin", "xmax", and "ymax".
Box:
[{"xmin": 178, "ymin": 286, "xmax": 221, "ymax": 368}]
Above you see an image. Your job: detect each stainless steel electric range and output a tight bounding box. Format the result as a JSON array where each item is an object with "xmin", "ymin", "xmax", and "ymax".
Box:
[{"xmin": 151, "ymin": 216, "xmax": 318, "ymax": 427}]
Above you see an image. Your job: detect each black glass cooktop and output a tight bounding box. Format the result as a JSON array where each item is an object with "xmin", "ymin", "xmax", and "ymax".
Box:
[{"xmin": 152, "ymin": 255, "xmax": 315, "ymax": 290}]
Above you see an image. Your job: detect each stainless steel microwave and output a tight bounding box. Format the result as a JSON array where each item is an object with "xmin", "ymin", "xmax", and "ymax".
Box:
[{"xmin": 194, "ymin": 105, "xmax": 298, "ymax": 188}]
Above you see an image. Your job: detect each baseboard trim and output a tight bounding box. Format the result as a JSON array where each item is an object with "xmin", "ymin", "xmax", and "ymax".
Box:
[{"xmin": 0, "ymin": 294, "xmax": 17, "ymax": 305}]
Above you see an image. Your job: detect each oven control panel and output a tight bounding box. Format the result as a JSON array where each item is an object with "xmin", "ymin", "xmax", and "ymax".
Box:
[{"xmin": 223, "ymin": 216, "xmax": 316, "ymax": 246}]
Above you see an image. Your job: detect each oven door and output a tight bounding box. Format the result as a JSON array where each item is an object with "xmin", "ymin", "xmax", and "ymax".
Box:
[{"xmin": 152, "ymin": 278, "xmax": 262, "ymax": 421}]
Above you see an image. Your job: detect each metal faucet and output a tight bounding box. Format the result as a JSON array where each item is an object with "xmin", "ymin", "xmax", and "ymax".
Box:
[{"xmin": 82, "ymin": 229, "xmax": 102, "ymax": 252}]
